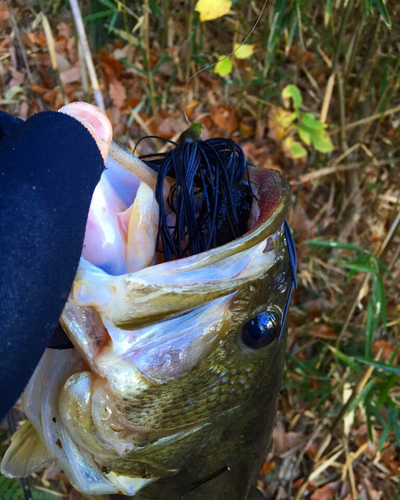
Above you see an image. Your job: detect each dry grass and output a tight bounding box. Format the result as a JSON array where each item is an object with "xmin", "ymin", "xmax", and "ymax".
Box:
[{"xmin": 0, "ymin": 1, "xmax": 399, "ymax": 499}]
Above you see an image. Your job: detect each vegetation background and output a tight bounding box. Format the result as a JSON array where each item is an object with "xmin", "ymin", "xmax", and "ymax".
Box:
[{"xmin": 0, "ymin": 0, "xmax": 399, "ymax": 499}]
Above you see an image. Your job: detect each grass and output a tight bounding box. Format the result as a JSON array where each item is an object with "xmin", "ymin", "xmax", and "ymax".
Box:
[{"xmin": 0, "ymin": 0, "xmax": 399, "ymax": 498}]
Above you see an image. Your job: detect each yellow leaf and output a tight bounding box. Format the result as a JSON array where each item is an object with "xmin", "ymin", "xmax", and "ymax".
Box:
[
  {"xmin": 195, "ymin": 0, "xmax": 232, "ymax": 21},
  {"xmin": 269, "ymin": 107, "xmax": 296, "ymax": 140},
  {"xmin": 214, "ymin": 56, "xmax": 233, "ymax": 77},
  {"xmin": 233, "ymin": 43, "xmax": 254, "ymax": 59}
]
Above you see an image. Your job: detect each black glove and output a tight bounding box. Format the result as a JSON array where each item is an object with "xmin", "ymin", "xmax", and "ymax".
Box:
[{"xmin": 0, "ymin": 109, "xmax": 105, "ymax": 421}]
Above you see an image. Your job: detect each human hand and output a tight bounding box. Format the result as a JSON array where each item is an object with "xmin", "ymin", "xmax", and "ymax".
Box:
[{"xmin": 0, "ymin": 102, "xmax": 113, "ymax": 420}]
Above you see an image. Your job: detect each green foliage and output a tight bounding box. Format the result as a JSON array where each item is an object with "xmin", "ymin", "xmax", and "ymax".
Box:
[
  {"xmin": 300, "ymin": 239, "xmax": 400, "ymax": 452},
  {"xmin": 0, "ymin": 475, "xmax": 55, "ymax": 500},
  {"xmin": 214, "ymin": 56, "xmax": 233, "ymax": 77},
  {"xmin": 281, "ymin": 84, "xmax": 334, "ymax": 157}
]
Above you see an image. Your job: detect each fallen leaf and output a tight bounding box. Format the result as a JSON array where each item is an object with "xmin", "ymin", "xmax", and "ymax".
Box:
[
  {"xmin": 25, "ymin": 31, "xmax": 47, "ymax": 48},
  {"xmin": 290, "ymin": 203, "xmax": 313, "ymax": 234},
  {"xmin": 55, "ymin": 53, "xmax": 71, "ymax": 73},
  {"xmin": 272, "ymin": 420, "xmax": 304, "ymax": 456},
  {"xmin": 360, "ymin": 478, "xmax": 382, "ymax": 500},
  {"xmin": 0, "ymin": 4, "xmax": 9, "ymax": 21},
  {"xmin": 99, "ymin": 52, "xmax": 122, "ymax": 81},
  {"xmin": 109, "ymin": 79, "xmax": 126, "ymax": 109},
  {"xmin": 260, "ymin": 461, "xmax": 275, "ymax": 475},
  {"xmin": 310, "ymin": 481, "xmax": 340, "ymax": 500},
  {"xmin": 288, "ymin": 45, "xmax": 316, "ymax": 66},
  {"xmin": 372, "ymin": 340, "xmax": 396, "ymax": 362},
  {"xmin": 303, "ymin": 298, "xmax": 335, "ymax": 317},
  {"xmin": 195, "ymin": 0, "xmax": 232, "ymax": 21},
  {"xmin": 268, "ymin": 107, "xmax": 296, "ymax": 141},
  {"xmin": 293, "ymin": 477, "xmax": 304, "ymax": 489},
  {"xmin": 210, "ymin": 106, "xmax": 238, "ymax": 133},
  {"xmin": 60, "ymin": 66, "xmax": 80, "ymax": 85},
  {"xmin": 9, "ymin": 67, "xmax": 25, "ymax": 87},
  {"xmin": 233, "ymin": 43, "xmax": 254, "ymax": 59},
  {"xmin": 214, "ymin": 56, "xmax": 233, "ymax": 77},
  {"xmin": 309, "ymin": 323, "xmax": 337, "ymax": 340},
  {"xmin": 43, "ymin": 88, "xmax": 59, "ymax": 105},
  {"xmin": 157, "ymin": 116, "xmax": 186, "ymax": 138}
]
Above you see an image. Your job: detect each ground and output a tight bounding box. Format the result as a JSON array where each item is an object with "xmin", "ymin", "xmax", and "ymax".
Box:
[{"xmin": 0, "ymin": 1, "xmax": 399, "ymax": 499}]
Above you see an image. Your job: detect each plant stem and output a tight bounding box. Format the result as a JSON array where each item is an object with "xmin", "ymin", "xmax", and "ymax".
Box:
[
  {"xmin": 143, "ymin": 0, "xmax": 156, "ymax": 117},
  {"xmin": 69, "ymin": 0, "xmax": 104, "ymax": 110}
]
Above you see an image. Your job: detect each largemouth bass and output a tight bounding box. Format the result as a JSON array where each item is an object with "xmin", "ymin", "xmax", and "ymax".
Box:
[{"xmin": 1, "ymin": 139, "xmax": 294, "ymax": 500}]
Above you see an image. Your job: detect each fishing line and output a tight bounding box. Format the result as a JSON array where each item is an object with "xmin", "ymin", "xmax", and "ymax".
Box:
[
  {"xmin": 181, "ymin": 0, "xmax": 270, "ymax": 125},
  {"xmin": 140, "ymin": 133, "xmax": 253, "ymax": 261}
]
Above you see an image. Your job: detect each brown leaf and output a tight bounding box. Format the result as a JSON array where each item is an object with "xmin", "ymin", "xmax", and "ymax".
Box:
[
  {"xmin": 109, "ymin": 79, "xmax": 126, "ymax": 109},
  {"xmin": 290, "ymin": 203, "xmax": 313, "ymax": 234},
  {"xmin": 303, "ymin": 298, "xmax": 335, "ymax": 318},
  {"xmin": 310, "ymin": 482, "xmax": 340, "ymax": 500},
  {"xmin": 272, "ymin": 420, "xmax": 304, "ymax": 457},
  {"xmin": 288, "ymin": 45, "xmax": 316, "ymax": 66},
  {"xmin": 43, "ymin": 88, "xmax": 59, "ymax": 105},
  {"xmin": 210, "ymin": 106, "xmax": 238, "ymax": 134},
  {"xmin": 360, "ymin": 478, "xmax": 382, "ymax": 500},
  {"xmin": 260, "ymin": 461, "xmax": 275, "ymax": 475},
  {"xmin": 372, "ymin": 340, "xmax": 396, "ymax": 362},
  {"xmin": 99, "ymin": 52, "xmax": 122, "ymax": 82},
  {"xmin": 25, "ymin": 31, "xmax": 47, "ymax": 48},
  {"xmin": 31, "ymin": 83, "xmax": 48, "ymax": 95},
  {"xmin": 309, "ymin": 323, "xmax": 337, "ymax": 340},
  {"xmin": 56, "ymin": 54, "xmax": 71, "ymax": 73},
  {"xmin": 60, "ymin": 67, "xmax": 80, "ymax": 85},
  {"xmin": 0, "ymin": 3, "xmax": 9, "ymax": 21}
]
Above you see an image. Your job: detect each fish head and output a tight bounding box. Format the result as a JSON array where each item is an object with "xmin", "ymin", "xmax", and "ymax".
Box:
[{"xmin": 2, "ymin": 143, "xmax": 294, "ymax": 497}]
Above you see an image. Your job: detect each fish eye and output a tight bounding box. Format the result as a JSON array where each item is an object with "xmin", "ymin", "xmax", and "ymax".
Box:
[{"xmin": 241, "ymin": 311, "xmax": 280, "ymax": 349}]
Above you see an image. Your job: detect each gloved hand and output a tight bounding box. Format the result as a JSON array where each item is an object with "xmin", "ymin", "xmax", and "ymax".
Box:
[{"xmin": 0, "ymin": 102, "xmax": 113, "ymax": 421}]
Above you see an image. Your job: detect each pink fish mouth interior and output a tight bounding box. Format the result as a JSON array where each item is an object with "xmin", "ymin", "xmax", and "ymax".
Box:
[{"xmin": 82, "ymin": 151, "xmax": 285, "ymax": 277}]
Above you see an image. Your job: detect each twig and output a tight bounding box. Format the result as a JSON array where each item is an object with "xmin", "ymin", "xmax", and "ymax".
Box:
[
  {"xmin": 69, "ymin": 0, "xmax": 104, "ymax": 110},
  {"xmin": 8, "ymin": 6, "xmax": 44, "ymax": 111},
  {"xmin": 41, "ymin": 13, "xmax": 68, "ymax": 105},
  {"xmin": 320, "ymin": 73, "xmax": 335, "ymax": 123},
  {"xmin": 295, "ymin": 162, "xmax": 361, "ymax": 184},
  {"xmin": 143, "ymin": 0, "xmax": 156, "ymax": 117},
  {"xmin": 330, "ymin": 104, "xmax": 400, "ymax": 133}
]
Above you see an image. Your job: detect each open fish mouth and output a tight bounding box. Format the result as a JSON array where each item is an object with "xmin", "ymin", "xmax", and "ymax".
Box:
[{"xmin": 1, "ymin": 139, "xmax": 293, "ymax": 496}]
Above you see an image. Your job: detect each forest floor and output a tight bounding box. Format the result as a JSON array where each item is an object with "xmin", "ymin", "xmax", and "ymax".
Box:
[{"xmin": 0, "ymin": 1, "xmax": 399, "ymax": 500}]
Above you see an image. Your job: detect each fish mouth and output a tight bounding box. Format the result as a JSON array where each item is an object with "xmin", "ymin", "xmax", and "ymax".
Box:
[
  {"xmin": 58, "ymin": 141, "xmax": 291, "ymax": 396},
  {"xmin": 60, "ymin": 141, "xmax": 291, "ymax": 368}
]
